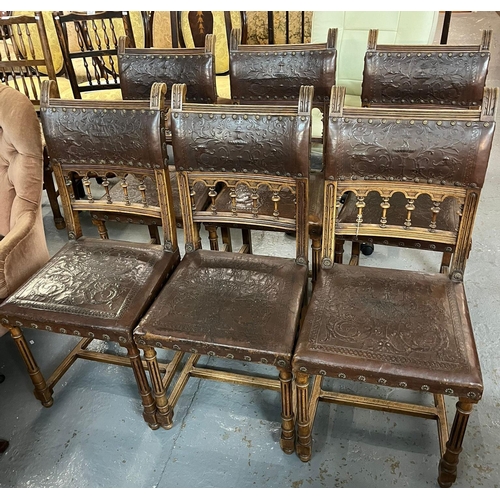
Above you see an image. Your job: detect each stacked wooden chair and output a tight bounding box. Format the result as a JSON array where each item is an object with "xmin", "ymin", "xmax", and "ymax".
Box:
[
  {"xmin": 0, "ymin": 81, "xmax": 180, "ymax": 429},
  {"xmin": 87, "ymin": 33, "xmax": 218, "ymax": 240},
  {"xmin": 292, "ymin": 85, "xmax": 497, "ymax": 487}
]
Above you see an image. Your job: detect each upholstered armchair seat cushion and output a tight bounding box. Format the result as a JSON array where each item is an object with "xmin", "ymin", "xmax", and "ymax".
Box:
[{"xmin": 0, "ymin": 83, "xmax": 49, "ymax": 306}]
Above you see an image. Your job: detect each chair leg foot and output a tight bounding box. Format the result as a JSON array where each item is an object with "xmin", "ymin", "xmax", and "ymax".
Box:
[
  {"xmin": 295, "ymin": 371, "xmax": 312, "ymax": 462},
  {"xmin": 143, "ymin": 345, "xmax": 175, "ymax": 430},
  {"xmin": 279, "ymin": 368, "xmax": 295, "ymax": 454},
  {"xmin": 437, "ymin": 399, "xmax": 474, "ymax": 488},
  {"xmin": 125, "ymin": 343, "xmax": 159, "ymax": 429},
  {"xmin": 10, "ymin": 327, "xmax": 54, "ymax": 407}
]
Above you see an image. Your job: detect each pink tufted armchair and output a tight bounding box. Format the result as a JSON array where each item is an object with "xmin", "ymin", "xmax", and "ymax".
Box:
[{"xmin": 0, "ymin": 84, "xmax": 49, "ymax": 335}]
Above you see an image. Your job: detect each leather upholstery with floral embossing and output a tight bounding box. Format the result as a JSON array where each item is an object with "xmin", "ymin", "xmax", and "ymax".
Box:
[
  {"xmin": 293, "ymin": 264, "xmax": 483, "ymax": 400},
  {"xmin": 325, "ymin": 117, "xmax": 495, "ymax": 188},
  {"xmin": 0, "ymin": 237, "xmax": 179, "ymax": 342},
  {"xmin": 362, "ymin": 51, "xmax": 490, "ymax": 108},
  {"xmin": 134, "ymin": 249, "xmax": 308, "ymax": 366}
]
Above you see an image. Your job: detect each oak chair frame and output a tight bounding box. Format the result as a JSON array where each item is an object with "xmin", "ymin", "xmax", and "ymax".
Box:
[
  {"xmin": 209, "ymin": 27, "xmax": 337, "ymax": 279},
  {"xmin": 52, "ymin": 11, "xmax": 136, "ymax": 99},
  {"xmin": 292, "ymin": 85, "xmax": 498, "ymax": 486},
  {"xmin": 0, "ymin": 81, "xmax": 182, "ymax": 430},
  {"xmin": 338, "ymin": 28, "xmax": 493, "ymax": 269},
  {"xmin": 132, "ymin": 83, "xmax": 314, "ymax": 452},
  {"xmin": 86, "ymin": 33, "xmax": 216, "ymax": 241}
]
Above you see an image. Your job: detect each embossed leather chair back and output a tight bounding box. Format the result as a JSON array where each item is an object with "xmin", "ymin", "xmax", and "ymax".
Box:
[
  {"xmin": 229, "ymin": 27, "xmax": 337, "ymax": 108},
  {"xmin": 170, "ymin": 82, "xmax": 313, "ymax": 262},
  {"xmin": 52, "ymin": 11, "xmax": 136, "ymax": 99},
  {"xmin": 0, "ymin": 12, "xmax": 60, "ymax": 105},
  {"xmin": 117, "ymin": 34, "xmax": 217, "ymax": 103},
  {"xmin": 322, "ymin": 86, "xmax": 498, "ymax": 276},
  {"xmin": 361, "ymin": 29, "xmax": 492, "ymax": 109},
  {"xmin": 40, "ymin": 79, "xmax": 177, "ymax": 250}
]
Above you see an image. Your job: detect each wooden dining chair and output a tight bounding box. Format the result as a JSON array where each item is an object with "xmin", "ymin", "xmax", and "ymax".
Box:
[
  {"xmin": 132, "ymin": 83, "xmax": 314, "ymax": 453},
  {"xmin": 87, "ymin": 34, "xmax": 216, "ymax": 240},
  {"xmin": 206, "ymin": 27, "xmax": 337, "ymax": 280},
  {"xmin": 0, "ymin": 12, "xmax": 67, "ymax": 229},
  {"xmin": 0, "ymin": 81, "xmax": 181, "ymax": 430},
  {"xmin": 52, "ymin": 11, "xmax": 136, "ymax": 99},
  {"xmin": 338, "ymin": 28, "xmax": 493, "ymax": 264},
  {"xmin": 292, "ymin": 85, "xmax": 498, "ymax": 486}
]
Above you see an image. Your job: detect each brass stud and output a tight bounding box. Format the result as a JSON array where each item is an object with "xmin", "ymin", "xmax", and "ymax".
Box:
[
  {"xmin": 243, "ymin": 356, "xmax": 251, "ymax": 362},
  {"xmin": 102, "ymin": 334, "xmax": 110, "ymax": 341},
  {"xmin": 399, "ymin": 382, "xmax": 407, "ymax": 388},
  {"xmin": 421, "ymin": 385, "xmax": 430, "ymax": 391},
  {"xmin": 358, "ymin": 375, "xmax": 366, "ymax": 382},
  {"xmin": 319, "ymin": 370, "xmax": 327, "ymax": 376},
  {"xmin": 299, "ymin": 366, "xmax": 307, "ymax": 372},
  {"xmin": 338, "ymin": 373, "xmax": 346, "ymax": 379}
]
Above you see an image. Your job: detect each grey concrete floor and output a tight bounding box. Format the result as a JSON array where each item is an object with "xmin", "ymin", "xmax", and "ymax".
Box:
[{"xmin": 1, "ymin": 11, "xmax": 500, "ymax": 489}]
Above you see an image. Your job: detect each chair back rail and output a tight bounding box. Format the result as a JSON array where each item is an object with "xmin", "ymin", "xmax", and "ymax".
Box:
[
  {"xmin": 229, "ymin": 27, "xmax": 337, "ymax": 106},
  {"xmin": 169, "ymin": 82, "xmax": 313, "ymax": 264},
  {"xmin": 322, "ymin": 85, "xmax": 498, "ymax": 280},
  {"xmin": 40, "ymin": 79, "xmax": 177, "ymax": 251},
  {"xmin": 118, "ymin": 34, "xmax": 217, "ymax": 103},
  {"xmin": 0, "ymin": 12, "xmax": 59, "ymax": 104},
  {"xmin": 361, "ymin": 29, "xmax": 492, "ymax": 108},
  {"xmin": 52, "ymin": 11, "xmax": 135, "ymax": 99}
]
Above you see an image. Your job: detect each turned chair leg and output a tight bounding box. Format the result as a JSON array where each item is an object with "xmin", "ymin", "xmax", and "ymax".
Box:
[
  {"xmin": 92, "ymin": 219, "xmax": 109, "ymax": 239},
  {"xmin": 295, "ymin": 371, "xmax": 312, "ymax": 462},
  {"xmin": 124, "ymin": 343, "xmax": 159, "ymax": 430},
  {"xmin": 334, "ymin": 239, "xmax": 344, "ymax": 264},
  {"xmin": 438, "ymin": 398, "xmax": 475, "ymax": 488},
  {"xmin": 43, "ymin": 147, "xmax": 65, "ymax": 230},
  {"xmin": 9, "ymin": 327, "xmax": 53, "ymax": 407},
  {"xmin": 311, "ymin": 233, "xmax": 321, "ymax": 284},
  {"xmin": 279, "ymin": 368, "xmax": 295, "ymax": 454},
  {"xmin": 205, "ymin": 224, "xmax": 219, "ymax": 251},
  {"xmin": 142, "ymin": 345, "xmax": 174, "ymax": 430},
  {"xmin": 440, "ymin": 251, "xmax": 453, "ymax": 274}
]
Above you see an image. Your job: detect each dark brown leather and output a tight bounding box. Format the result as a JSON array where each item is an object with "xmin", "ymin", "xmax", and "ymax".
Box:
[
  {"xmin": 0, "ymin": 237, "xmax": 179, "ymax": 344},
  {"xmin": 325, "ymin": 116, "xmax": 496, "ymax": 188},
  {"xmin": 118, "ymin": 43, "xmax": 217, "ymax": 103},
  {"xmin": 171, "ymin": 109, "xmax": 311, "ymax": 178},
  {"xmin": 362, "ymin": 49, "xmax": 490, "ymax": 108},
  {"xmin": 293, "ymin": 264, "xmax": 483, "ymax": 400},
  {"xmin": 134, "ymin": 249, "xmax": 308, "ymax": 367},
  {"xmin": 92, "ymin": 173, "xmax": 209, "ymax": 227},
  {"xmin": 40, "ymin": 105, "xmax": 165, "ymax": 172},
  {"xmin": 230, "ymin": 36, "xmax": 336, "ymax": 105}
]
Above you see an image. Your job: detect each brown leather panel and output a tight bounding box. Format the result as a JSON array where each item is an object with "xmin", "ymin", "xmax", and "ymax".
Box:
[
  {"xmin": 41, "ymin": 106, "xmax": 165, "ymax": 171},
  {"xmin": 170, "ymin": 112, "xmax": 311, "ymax": 178},
  {"xmin": 338, "ymin": 191, "xmax": 460, "ymax": 231},
  {"xmin": 135, "ymin": 249, "xmax": 308, "ymax": 365},
  {"xmin": 119, "ymin": 53, "xmax": 217, "ymax": 103},
  {"xmin": 0, "ymin": 237, "xmax": 180, "ymax": 343},
  {"xmin": 325, "ymin": 117, "xmax": 495, "ymax": 188},
  {"xmin": 293, "ymin": 264, "xmax": 483, "ymax": 400},
  {"xmin": 230, "ymin": 49, "xmax": 336, "ymax": 103},
  {"xmin": 93, "ymin": 173, "xmax": 209, "ymax": 224},
  {"xmin": 362, "ymin": 51, "xmax": 490, "ymax": 107}
]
